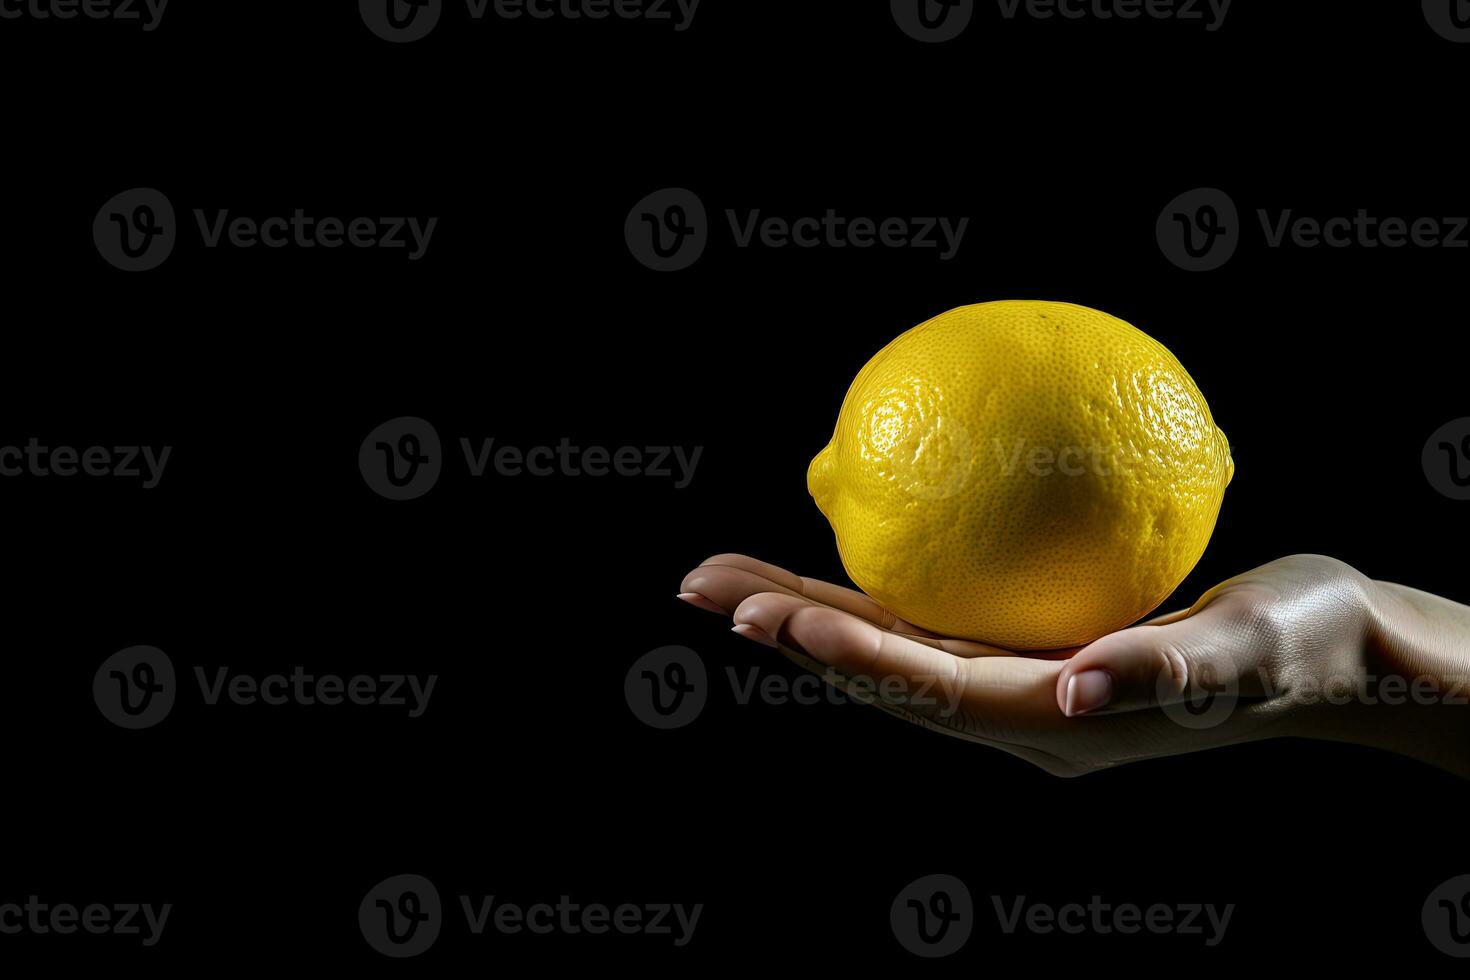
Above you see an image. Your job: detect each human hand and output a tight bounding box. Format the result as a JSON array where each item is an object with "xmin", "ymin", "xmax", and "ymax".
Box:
[{"xmin": 677, "ymin": 554, "xmax": 1470, "ymax": 777}]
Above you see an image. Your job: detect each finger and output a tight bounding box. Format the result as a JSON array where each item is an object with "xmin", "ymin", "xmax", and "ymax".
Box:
[
  {"xmin": 791, "ymin": 577, "xmax": 940, "ymax": 636},
  {"xmin": 1055, "ymin": 594, "xmax": 1269, "ymax": 717},
  {"xmin": 728, "ymin": 591, "xmax": 1016, "ymax": 659},
  {"xmin": 735, "ymin": 595, "xmax": 1086, "ymax": 774},
  {"xmin": 685, "ymin": 553, "xmax": 941, "ymax": 636},
  {"xmin": 739, "ymin": 593, "xmax": 1288, "ymax": 775},
  {"xmin": 680, "ymin": 561, "xmax": 809, "ymax": 616},
  {"xmin": 695, "ymin": 553, "xmax": 805, "ymax": 590},
  {"xmin": 735, "ymin": 593, "xmax": 1189, "ymax": 776},
  {"xmin": 735, "ymin": 594, "xmax": 1064, "ymax": 728},
  {"xmin": 675, "ymin": 592, "xmax": 727, "ymax": 615},
  {"xmin": 733, "ymin": 593, "xmax": 962, "ymax": 721}
]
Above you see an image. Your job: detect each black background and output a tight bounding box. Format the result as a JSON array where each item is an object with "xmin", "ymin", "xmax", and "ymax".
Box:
[{"xmin": 2, "ymin": 0, "xmax": 1468, "ymax": 971}]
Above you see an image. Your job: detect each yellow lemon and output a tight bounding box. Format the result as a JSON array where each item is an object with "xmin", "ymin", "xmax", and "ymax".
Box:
[{"xmin": 808, "ymin": 300, "xmax": 1233, "ymax": 650}]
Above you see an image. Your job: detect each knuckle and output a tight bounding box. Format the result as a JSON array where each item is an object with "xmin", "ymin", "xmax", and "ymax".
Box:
[{"xmin": 1239, "ymin": 600, "xmax": 1297, "ymax": 658}]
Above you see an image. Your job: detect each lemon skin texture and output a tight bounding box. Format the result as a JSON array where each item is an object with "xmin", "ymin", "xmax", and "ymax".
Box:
[{"xmin": 807, "ymin": 300, "xmax": 1234, "ymax": 651}]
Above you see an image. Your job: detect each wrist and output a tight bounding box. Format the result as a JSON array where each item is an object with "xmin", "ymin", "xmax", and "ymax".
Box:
[{"xmin": 1352, "ymin": 579, "xmax": 1470, "ymax": 776}]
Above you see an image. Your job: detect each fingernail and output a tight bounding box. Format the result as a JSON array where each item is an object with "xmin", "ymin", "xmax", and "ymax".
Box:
[
  {"xmin": 677, "ymin": 592, "xmax": 725, "ymax": 615},
  {"xmin": 731, "ymin": 624, "xmax": 778, "ymax": 648},
  {"xmin": 1065, "ymin": 670, "xmax": 1113, "ymax": 717}
]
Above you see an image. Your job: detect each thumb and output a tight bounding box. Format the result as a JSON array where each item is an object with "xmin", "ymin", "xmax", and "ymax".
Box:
[{"xmin": 1055, "ymin": 596, "xmax": 1267, "ymax": 717}]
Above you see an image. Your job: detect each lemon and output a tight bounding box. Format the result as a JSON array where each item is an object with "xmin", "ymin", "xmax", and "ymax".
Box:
[{"xmin": 808, "ymin": 300, "xmax": 1233, "ymax": 650}]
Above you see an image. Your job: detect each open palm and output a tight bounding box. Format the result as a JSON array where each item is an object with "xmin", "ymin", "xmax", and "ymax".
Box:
[{"xmin": 677, "ymin": 553, "xmax": 1391, "ymax": 776}]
